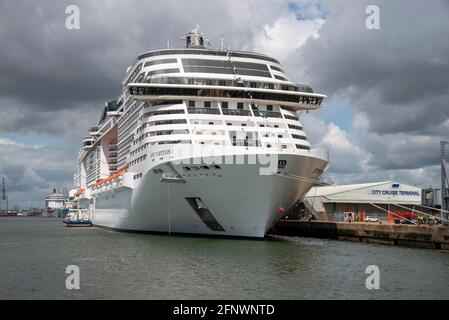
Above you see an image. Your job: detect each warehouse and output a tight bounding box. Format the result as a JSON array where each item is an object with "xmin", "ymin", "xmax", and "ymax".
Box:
[{"xmin": 301, "ymin": 181, "xmax": 424, "ymax": 222}]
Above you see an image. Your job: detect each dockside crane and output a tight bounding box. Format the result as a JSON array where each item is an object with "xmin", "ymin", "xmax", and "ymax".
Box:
[
  {"xmin": 441, "ymin": 141, "xmax": 449, "ymax": 221},
  {"xmin": 0, "ymin": 177, "xmax": 8, "ymax": 212}
]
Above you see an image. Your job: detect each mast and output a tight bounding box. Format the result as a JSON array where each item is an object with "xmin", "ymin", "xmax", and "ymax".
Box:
[{"xmin": 184, "ymin": 25, "xmax": 205, "ymax": 48}]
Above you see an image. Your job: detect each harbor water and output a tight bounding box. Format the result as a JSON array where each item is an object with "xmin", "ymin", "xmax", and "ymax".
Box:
[{"xmin": 1, "ymin": 217, "xmax": 448, "ymax": 300}]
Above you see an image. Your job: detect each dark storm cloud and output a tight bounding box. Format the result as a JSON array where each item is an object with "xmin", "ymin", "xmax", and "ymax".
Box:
[
  {"xmin": 364, "ymin": 133, "xmax": 441, "ymax": 170},
  {"xmin": 0, "ymin": 0, "xmax": 275, "ymax": 110},
  {"xmin": 0, "ymin": 0, "xmax": 292, "ymax": 207},
  {"xmin": 289, "ymin": 0, "xmax": 449, "ymax": 176},
  {"xmin": 1, "ymin": 0, "xmax": 447, "ymax": 206},
  {"xmin": 0, "ymin": 0, "xmax": 283, "ymax": 137},
  {"xmin": 0, "ymin": 1, "xmax": 122, "ymax": 109},
  {"xmin": 294, "ymin": 0, "xmax": 449, "ymax": 135},
  {"xmin": 0, "ymin": 142, "xmax": 73, "ymax": 193}
]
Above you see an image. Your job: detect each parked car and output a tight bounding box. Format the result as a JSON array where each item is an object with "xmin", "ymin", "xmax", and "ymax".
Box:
[{"xmin": 365, "ymin": 216, "xmax": 380, "ymax": 222}]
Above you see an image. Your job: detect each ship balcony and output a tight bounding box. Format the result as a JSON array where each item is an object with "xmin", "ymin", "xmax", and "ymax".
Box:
[
  {"xmin": 187, "ymin": 107, "xmax": 220, "ymax": 115},
  {"xmin": 253, "ymin": 111, "xmax": 283, "ymax": 118},
  {"xmin": 128, "ymin": 83, "xmax": 326, "ymax": 111},
  {"xmin": 222, "ymin": 109, "xmax": 251, "ymax": 117},
  {"xmin": 82, "ymin": 136, "xmax": 95, "ymax": 150}
]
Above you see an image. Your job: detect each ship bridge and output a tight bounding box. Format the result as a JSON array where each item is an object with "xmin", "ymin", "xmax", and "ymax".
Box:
[{"xmin": 122, "ymin": 36, "xmax": 325, "ymax": 111}]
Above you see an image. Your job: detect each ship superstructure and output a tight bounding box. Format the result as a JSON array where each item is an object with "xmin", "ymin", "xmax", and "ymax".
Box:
[{"xmin": 73, "ymin": 27, "xmax": 329, "ymax": 238}]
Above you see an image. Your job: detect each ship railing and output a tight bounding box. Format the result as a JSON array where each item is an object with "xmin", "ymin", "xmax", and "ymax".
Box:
[
  {"xmin": 90, "ymin": 167, "xmax": 129, "ymax": 194},
  {"xmin": 187, "ymin": 108, "xmax": 220, "ymax": 115},
  {"xmin": 222, "ymin": 109, "xmax": 251, "ymax": 116},
  {"xmin": 254, "ymin": 111, "xmax": 283, "ymax": 118}
]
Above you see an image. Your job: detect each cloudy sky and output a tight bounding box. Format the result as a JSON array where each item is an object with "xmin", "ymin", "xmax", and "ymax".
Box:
[{"xmin": 0, "ymin": 0, "xmax": 448, "ymax": 208}]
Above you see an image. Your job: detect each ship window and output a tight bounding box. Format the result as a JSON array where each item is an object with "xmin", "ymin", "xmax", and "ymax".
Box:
[
  {"xmin": 274, "ymin": 125, "xmax": 279, "ymax": 128},
  {"xmin": 201, "ymin": 166, "xmax": 210, "ymax": 170},
  {"xmin": 274, "ymin": 75, "xmax": 288, "ymax": 81},
  {"xmin": 241, "ymin": 124, "xmax": 246, "ymax": 127},
  {"xmin": 296, "ymin": 144, "xmax": 310, "ymax": 150},
  {"xmin": 270, "ymin": 65, "xmax": 285, "ymax": 73},
  {"xmin": 146, "ymin": 68, "xmax": 180, "ymax": 77},
  {"xmin": 267, "ymin": 144, "xmax": 272, "ymax": 148},
  {"xmin": 144, "ymin": 58, "xmax": 177, "ymax": 67},
  {"xmin": 157, "ymin": 169, "xmax": 163, "ymax": 174},
  {"xmin": 284, "ymin": 114, "xmax": 299, "ymax": 121},
  {"xmin": 237, "ymin": 102, "xmax": 244, "ymax": 110},
  {"xmin": 188, "ymin": 101, "xmax": 195, "ymax": 107},
  {"xmin": 182, "ymin": 66, "xmax": 272, "ymax": 78},
  {"xmin": 292, "ymin": 134, "xmax": 307, "ymax": 140},
  {"xmin": 209, "ymin": 122, "xmax": 214, "ymax": 125},
  {"xmin": 282, "ymin": 145, "xmax": 287, "ymax": 149},
  {"xmin": 204, "ymin": 101, "xmax": 211, "ymax": 108},
  {"xmin": 227, "ymin": 123, "xmax": 232, "ymax": 126},
  {"xmin": 288, "ymin": 124, "xmax": 303, "ymax": 130},
  {"xmin": 260, "ymin": 124, "xmax": 265, "ymax": 127},
  {"xmin": 152, "ymin": 119, "xmax": 187, "ymax": 126},
  {"xmin": 183, "ymin": 167, "xmax": 191, "ymax": 171},
  {"xmin": 267, "ymin": 105, "xmax": 273, "ymax": 111},
  {"xmin": 213, "ymin": 165, "xmax": 221, "ymax": 169},
  {"xmin": 221, "ymin": 101, "xmax": 228, "ymax": 109},
  {"xmin": 278, "ymin": 135, "xmax": 283, "ymax": 138},
  {"xmin": 139, "ymin": 50, "xmax": 279, "ymax": 64}
]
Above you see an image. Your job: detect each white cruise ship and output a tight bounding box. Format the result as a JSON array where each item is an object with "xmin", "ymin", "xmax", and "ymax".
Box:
[{"xmin": 73, "ymin": 27, "xmax": 329, "ymax": 238}]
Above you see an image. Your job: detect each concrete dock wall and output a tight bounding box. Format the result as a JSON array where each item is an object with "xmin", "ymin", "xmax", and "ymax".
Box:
[{"xmin": 270, "ymin": 221, "xmax": 449, "ymax": 250}]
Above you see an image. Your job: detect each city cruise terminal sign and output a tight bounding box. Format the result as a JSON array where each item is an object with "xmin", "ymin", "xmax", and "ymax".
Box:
[
  {"xmin": 365, "ymin": 183, "xmax": 421, "ymax": 204},
  {"xmin": 326, "ymin": 183, "xmax": 422, "ymax": 204},
  {"xmin": 370, "ymin": 189, "xmax": 420, "ymax": 197}
]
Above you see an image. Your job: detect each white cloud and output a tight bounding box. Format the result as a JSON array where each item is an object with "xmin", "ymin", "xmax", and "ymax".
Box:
[
  {"xmin": 17, "ymin": 168, "xmax": 49, "ymax": 189},
  {"xmin": 252, "ymin": 13, "xmax": 325, "ymax": 61},
  {"xmin": 300, "ymin": 113, "xmax": 328, "ymax": 145},
  {"xmin": 319, "ymin": 123, "xmax": 370, "ymax": 174},
  {"xmin": 352, "ymin": 112, "xmax": 369, "ymax": 130},
  {"xmin": 0, "ymin": 137, "xmax": 20, "ymax": 147},
  {"xmin": 0, "ymin": 139, "xmax": 75, "ymax": 208}
]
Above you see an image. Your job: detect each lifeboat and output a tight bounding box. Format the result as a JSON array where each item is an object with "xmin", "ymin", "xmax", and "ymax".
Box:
[{"xmin": 91, "ymin": 166, "xmax": 128, "ymax": 189}]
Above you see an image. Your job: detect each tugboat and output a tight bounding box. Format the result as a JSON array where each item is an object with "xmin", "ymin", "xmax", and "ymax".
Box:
[{"xmin": 63, "ymin": 209, "xmax": 92, "ymax": 227}]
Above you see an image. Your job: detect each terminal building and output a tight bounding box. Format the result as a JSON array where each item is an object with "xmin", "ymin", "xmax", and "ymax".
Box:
[{"xmin": 299, "ymin": 181, "xmax": 425, "ymax": 222}]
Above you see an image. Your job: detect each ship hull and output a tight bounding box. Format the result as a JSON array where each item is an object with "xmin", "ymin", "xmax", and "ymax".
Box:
[{"xmin": 90, "ymin": 152, "xmax": 327, "ymax": 238}]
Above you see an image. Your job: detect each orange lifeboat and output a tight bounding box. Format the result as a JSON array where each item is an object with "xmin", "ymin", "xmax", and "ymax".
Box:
[
  {"xmin": 91, "ymin": 166, "xmax": 128, "ymax": 189},
  {"xmin": 74, "ymin": 188, "xmax": 85, "ymax": 197}
]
